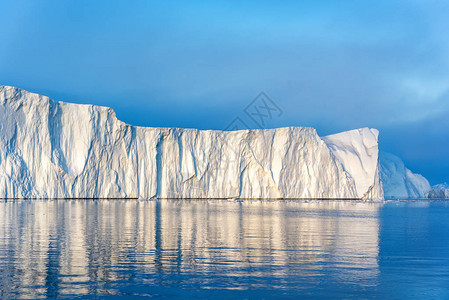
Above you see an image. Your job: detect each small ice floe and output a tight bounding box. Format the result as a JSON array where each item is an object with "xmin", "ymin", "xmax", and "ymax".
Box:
[
  {"xmin": 228, "ymin": 197, "xmax": 243, "ymax": 202},
  {"xmin": 138, "ymin": 196, "xmax": 158, "ymax": 201}
]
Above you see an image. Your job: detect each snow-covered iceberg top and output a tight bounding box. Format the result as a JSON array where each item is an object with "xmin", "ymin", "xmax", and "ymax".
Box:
[{"xmin": 0, "ymin": 85, "xmax": 383, "ymax": 200}]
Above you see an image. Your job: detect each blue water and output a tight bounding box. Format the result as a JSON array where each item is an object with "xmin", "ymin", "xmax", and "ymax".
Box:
[{"xmin": 0, "ymin": 200, "xmax": 448, "ymax": 299}]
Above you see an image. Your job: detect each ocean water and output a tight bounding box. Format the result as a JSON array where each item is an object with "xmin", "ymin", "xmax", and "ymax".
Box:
[{"xmin": 0, "ymin": 200, "xmax": 448, "ymax": 299}]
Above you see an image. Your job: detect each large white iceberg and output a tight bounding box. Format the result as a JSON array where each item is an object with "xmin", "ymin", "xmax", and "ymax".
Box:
[{"xmin": 0, "ymin": 85, "xmax": 384, "ymax": 199}]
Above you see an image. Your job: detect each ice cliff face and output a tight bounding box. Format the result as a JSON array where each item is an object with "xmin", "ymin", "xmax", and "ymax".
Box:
[
  {"xmin": 322, "ymin": 128, "xmax": 384, "ymax": 200},
  {"xmin": 379, "ymin": 152, "xmax": 430, "ymax": 199},
  {"xmin": 0, "ymin": 85, "xmax": 383, "ymax": 199}
]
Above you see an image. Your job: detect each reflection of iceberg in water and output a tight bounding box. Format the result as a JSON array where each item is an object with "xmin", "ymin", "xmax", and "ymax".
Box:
[
  {"xmin": 0, "ymin": 200, "xmax": 381, "ymax": 298},
  {"xmin": 156, "ymin": 200, "xmax": 381, "ymax": 287}
]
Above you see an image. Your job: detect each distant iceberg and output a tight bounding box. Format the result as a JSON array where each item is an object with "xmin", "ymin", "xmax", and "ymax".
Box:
[
  {"xmin": 379, "ymin": 152, "xmax": 430, "ymax": 199},
  {"xmin": 427, "ymin": 183, "xmax": 449, "ymax": 199},
  {"xmin": 0, "ymin": 85, "xmax": 386, "ymax": 200}
]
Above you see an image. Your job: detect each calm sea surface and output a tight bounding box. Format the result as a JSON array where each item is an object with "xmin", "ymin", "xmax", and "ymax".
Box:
[{"xmin": 0, "ymin": 200, "xmax": 448, "ymax": 299}]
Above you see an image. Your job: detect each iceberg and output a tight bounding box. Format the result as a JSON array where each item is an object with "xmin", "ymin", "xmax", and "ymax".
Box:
[
  {"xmin": 379, "ymin": 152, "xmax": 430, "ymax": 199},
  {"xmin": 0, "ymin": 85, "xmax": 384, "ymax": 199},
  {"xmin": 427, "ymin": 183, "xmax": 449, "ymax": 199}
]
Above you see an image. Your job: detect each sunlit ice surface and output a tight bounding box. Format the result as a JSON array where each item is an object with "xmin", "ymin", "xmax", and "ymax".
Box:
[{"xmin": 0, "ymin": 200, "xmax": 448, "ymax": 299}]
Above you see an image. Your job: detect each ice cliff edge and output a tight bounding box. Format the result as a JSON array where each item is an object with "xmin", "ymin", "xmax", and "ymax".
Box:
[{"xmin": 0, "ymin": 85, "xmax": 383, "ymax": 199}]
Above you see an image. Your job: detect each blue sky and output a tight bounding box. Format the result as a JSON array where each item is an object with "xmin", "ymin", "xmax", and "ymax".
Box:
[{"xmin": 0, "ymin": 0, "xmax": 448, "ymax": 184}]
